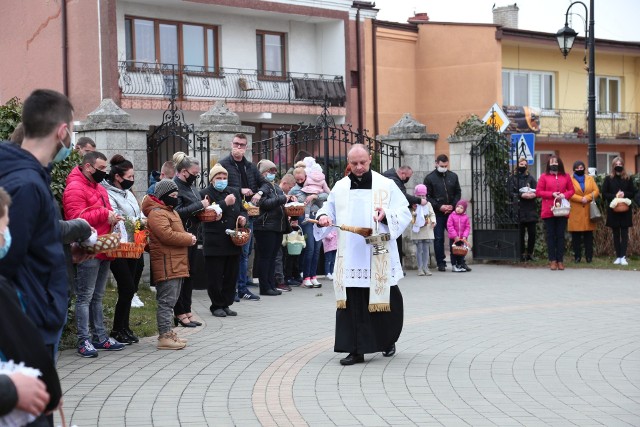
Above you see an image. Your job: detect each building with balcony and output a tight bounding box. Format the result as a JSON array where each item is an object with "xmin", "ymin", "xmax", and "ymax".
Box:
[
  {"xmin": 363, "ymin": 5, "xmax": 640, "ymax": 174},
  {"xmin": 0, "ymin": 0, "xmax": 377, "ymax": 142}
]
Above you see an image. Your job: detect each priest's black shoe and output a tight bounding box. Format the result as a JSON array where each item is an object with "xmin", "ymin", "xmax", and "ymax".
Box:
[
  {"xmin": 382, "ymin": 344, "xmax": 396, "ymax": 357},
  {"xmin": 339, "ymin": 353, "xmax": 364, "ymax": 365}
]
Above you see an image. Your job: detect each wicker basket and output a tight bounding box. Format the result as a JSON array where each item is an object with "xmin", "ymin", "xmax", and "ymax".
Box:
[
  {"xmin": 80, "ymin": 233, "xmax": 121, "ymax": 254},
  {"xmin": 613, "ymin": 203, "xmax": 630, "ymax": 213},
  {"xmin": 451, "ymin": 239, "xmax": 470, "ymax": 257},
  {"xmin": 103, "ymin": 242, "xmax": 146, "ymax": 259},
  {"xmin": 551, "ymin": 196, "xmax": 571, "ymax": 217},
  {"xmin": 197, "ymin": 209, "xmax": 220, "ymax": 222},
  {"xmin": 284, "ymin": 204, "xmax": 305, "ymax": 217},
  {"xmin": 246, "ymin": 205, "xmax": 260, "ymax": 217},
  {"xmin": 230, "ymin": 217, "xmax": 251, "ymax": 247}
]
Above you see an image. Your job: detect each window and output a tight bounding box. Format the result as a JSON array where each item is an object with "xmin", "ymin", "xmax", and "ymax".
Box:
[
  {"xmin": 596, "ymin": 152, "xmax": 620, "ymax": 174},
  {"xmin": 596, "ymin": 77, "xmax": 620, "ymax": 113},
  {"xmin": 125, "ymin": 17, "xmax": 218, "ymax": 73},
  {"xmin": 256, "ymin": 31, "xmax": 286, "ymax": 78},
  {"xmin": 502, "ymin": 69, "xmax": 554, "ymax": 109}
]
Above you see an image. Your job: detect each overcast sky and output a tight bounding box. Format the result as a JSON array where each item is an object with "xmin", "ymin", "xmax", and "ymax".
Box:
[{"xmin": 374, "ymin": 0, "xmax": 640, "ymax": 42}]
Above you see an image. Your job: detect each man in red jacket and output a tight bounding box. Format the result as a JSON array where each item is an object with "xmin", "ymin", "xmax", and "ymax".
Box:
[{"xmin": 63, "ymin": 151, "xmax": 125, "ymax": 357}]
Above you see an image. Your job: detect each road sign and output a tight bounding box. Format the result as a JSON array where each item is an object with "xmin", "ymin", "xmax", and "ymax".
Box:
[
  {"xmin": 510, "ymin": 133, "xmax": 535, "ymax": 165},
  {"xmin": 482, "ymin": 103, "xmax": 510, "ymax": 133}
]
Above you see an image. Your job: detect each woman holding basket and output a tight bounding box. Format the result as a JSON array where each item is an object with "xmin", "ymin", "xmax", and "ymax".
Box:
[
  {"xmin": 200, "ymin": 164, "xmax": 247, "ymax": 317},
  {"xmin": 537, "ymin": 156, "xmax": 575, "ymax": 270},
  {"xmin": 103, "ymin": 154, "xmax": 144, "ymax": 345},
  {"xmin": 602, "ymin": 157, "xmax": 637, "ymax": 265}
]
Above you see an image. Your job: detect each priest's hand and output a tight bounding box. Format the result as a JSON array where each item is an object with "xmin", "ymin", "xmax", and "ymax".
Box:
[
  {"xmin": 318, "ymin": 215, "xmax": 333, "ymax": 227},
  {"xmin": 374, "ymin": 207, "xmax": 386, "ymax": 222}
]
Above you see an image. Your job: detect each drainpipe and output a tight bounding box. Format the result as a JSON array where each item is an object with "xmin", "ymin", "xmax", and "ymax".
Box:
[
  {"xmin": 372, "ymin": 18, "xmax": 378, "ymax": 138},
  {"xmin": 355, "ymin": 5, "xmax": 364, "ymax": 133},
  {"xmin": 61, "ymin": 0, "xmax": 69, "ymax": 96}
]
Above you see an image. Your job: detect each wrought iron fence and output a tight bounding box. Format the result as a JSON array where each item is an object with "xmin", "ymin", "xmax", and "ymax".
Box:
[
  {"xmin": 538, "ymin": 109, "xmax": 640, "ymax": 139},
  {"xmin": 118, "ymin": 61, "xmax": 346, "ymax": 106}
]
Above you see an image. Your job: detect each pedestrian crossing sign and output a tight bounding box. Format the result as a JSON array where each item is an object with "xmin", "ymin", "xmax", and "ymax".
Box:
[{"xmin": 510, "ymin": 133, "xmax": 535, "ymax": 165}]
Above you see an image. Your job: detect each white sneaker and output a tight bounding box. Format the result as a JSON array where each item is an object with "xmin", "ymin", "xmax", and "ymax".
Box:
[
  {"xmin": 620, "ymin": 257, "xmax": 628, "ymax": 266},
  {"xmin": 417, "ymin": 269, "xmax": 425, "ymax": 276},
  {"xmin": 131, "ymin": 293, "xmax": 144, "ymax": 308},
  {"xmin": 613, "ymin": 257, "xmax": 622, "ymax": 265},
  {"xmin": 310, "ymin": 277, "xmax": 321, "ymax": 286},
  {"xmin": 326, "ymin": 273, "xmax": 333, "ymax": 280},
  {"xmin": 423, "ymin": 269, "xmax": 433, "ymax": 276},
  {"xmin": 301, "ymin": 279, "xmax": 313, "ymax": 288}
]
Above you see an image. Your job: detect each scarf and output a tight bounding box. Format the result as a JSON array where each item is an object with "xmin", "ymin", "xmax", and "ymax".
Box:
[{"xmin": 574, "ymin": 173, "xmax": 585, "ymax": 192}]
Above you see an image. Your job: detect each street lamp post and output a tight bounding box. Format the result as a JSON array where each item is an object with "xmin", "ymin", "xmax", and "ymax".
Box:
[{"xmin": 556, "ymin": 0, "xmax": 597, "ymax": 175}]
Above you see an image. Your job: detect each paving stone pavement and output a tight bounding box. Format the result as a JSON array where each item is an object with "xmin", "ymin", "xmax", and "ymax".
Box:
[{"xmin": 55, "ymin": 264, "xmax": 640, "ymax": 426}]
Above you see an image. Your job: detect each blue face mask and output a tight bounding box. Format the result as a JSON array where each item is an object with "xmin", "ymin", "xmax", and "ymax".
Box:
[
  {"xmin": 53, "ymin": 129, "xmax": 73, "ymax": 163},
  {"xmin": 214, "ymin": 180, "xmax": 228, "ymax": 191},
  {"xmin": 266, "ymin": 173, "xmax": 276, "ymax": 182},
  {"xmin": 0, "ymin": 227, "xmax": 11, "ymax": 259}
]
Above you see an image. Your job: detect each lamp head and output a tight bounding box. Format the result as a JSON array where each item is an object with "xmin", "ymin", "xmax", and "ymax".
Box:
[{"xmin": 556, "ymin": 24, "xmax": 578, "ymax": 58}]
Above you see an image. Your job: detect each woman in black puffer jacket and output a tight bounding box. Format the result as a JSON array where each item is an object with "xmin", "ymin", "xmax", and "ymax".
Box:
[{"xmin": 253, "ymin": 160, "xmax": 295, "ymax": 296}]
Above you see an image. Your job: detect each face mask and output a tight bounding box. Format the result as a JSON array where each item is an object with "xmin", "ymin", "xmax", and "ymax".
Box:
[
  {"xmin": 574, "ymin": 170, "xmax": 585, "ymax": 176},
  {"xmin": 214, "ymin": 180, "xmax": 228, "ymax": 191},
  {"xmin": 52, "ymin": 129, "xmax": 72, "ymax": 163},
  {"xmin": 437, "ymin": 166, "xmax": 448, "ymax": 174},
  {"xmin": 517, "ymin": 166, "xmax": 527, "ymax": 173},
  {"xmin": 91, "ymin": 168, "xmax": 107, "ymax": 183},
  {"xmin": 402, "ymin": 177, "xmax": 410, "ymax": 184},
  {"xmin": 549, "ymin": 165, "xmax": 559, "ymax": 173},
  {"xmin": 120, "ymin": 178, "xmax": 134, "ymax": 190},
  {"xmin": 0, "ymin": 227, "xmax": 11, "ymax": 259},
  {"xmin": 614, "ymin": 166, "xmax": 624, "ymax": 173},
  {"xmin": 161, "ymin": 194, "xmax": 179, "ymax": 208},
  {"xmin": 185, "ymin": 173, "xmax": 198, "ymax": 186},
  {"xmin": 266, "ymin": 173, "xmax": 276, "ymax": 182}
]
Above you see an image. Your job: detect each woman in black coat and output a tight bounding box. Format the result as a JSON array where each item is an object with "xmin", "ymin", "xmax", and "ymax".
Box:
[
  {"xmin": 253, "ymin": 160, "xmax": 296, "ymax": 296},
  {"xmin": 508, "ymin": 158, "xmax": 538, "ymax": 261},
  {"xmin": 200, "ymin": 164, "xmax": 247, "ymax": 317},
  {"xmin": 601, "ymin": 157, "xmax": 637, "ymax": 265}
]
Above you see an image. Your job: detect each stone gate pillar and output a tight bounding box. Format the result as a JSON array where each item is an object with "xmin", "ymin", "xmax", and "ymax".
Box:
[
  {"xmin": 198, "ymin": 101, "xmax": 255, "ymax": 169},
  {"xmin": 378, "ymin": 113, "xmax": 438, "ymax": 269}
]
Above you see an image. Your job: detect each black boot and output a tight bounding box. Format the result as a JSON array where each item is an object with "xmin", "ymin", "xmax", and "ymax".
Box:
[{"xmin": 339, "ymin": 353, "xmax": 364, "ymax": 365}]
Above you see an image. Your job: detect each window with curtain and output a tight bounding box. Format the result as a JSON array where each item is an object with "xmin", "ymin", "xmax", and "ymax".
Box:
[
  {"xmin": 596, "ymin": 77, "xmax": 621, "ymax": 113},
  {"xmin": 256, "ymin": 31, "xmax": 286, "ymax": 77},
  {"xmin": 124, "ymin": 17, "xmax": 218, "ymax": 73},
  {"xmin": 502, "ymin": 69, "xmax": 554, "ymax": 109}
]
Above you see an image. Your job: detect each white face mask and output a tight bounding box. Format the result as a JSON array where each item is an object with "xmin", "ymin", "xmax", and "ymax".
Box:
[{"xmin": 437, "ymin": 166, "xmax": 448, "ymax": 173}]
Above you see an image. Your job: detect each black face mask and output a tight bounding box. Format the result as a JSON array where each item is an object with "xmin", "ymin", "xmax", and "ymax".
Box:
[
  {"xmin": 185, "ymin": 173, "xmax": 198, "ymax": 186},
  {"xmin": 91, "ymin": 168, "xmax": 107, "ymax": 183},
  {"xmin": 161, "ymin": 195, "xmax": 179, "ymax": 208},
  {"xmin": 574, "ymin": 170, "xmax": 585, "ymax": 176},
  {"xmin": 120, "ymin": 178, "xmax": 134, "ymax": 190},
  {"xmin": 614, "ymin": 166, "xmax": 624, "ymax": 173},
  {"xmin": 517, "ymin": 166, "xmax": 527, "ymax": 174},
  {"xmin": 549, "ymin": 165, "xmax": 559, "ymax": 172}
]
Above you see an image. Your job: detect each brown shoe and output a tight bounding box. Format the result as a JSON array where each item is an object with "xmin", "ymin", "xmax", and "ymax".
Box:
[
  {"xmin": 550, "ymin": 261, "xmax": 558, "ymax": 270},
  {"xmin": 157, "ymin": 332, "xmax": 186, "ymax": 350},
  {"xmin": 557, "ymin": 262, "xmax": 565, "ymax": 270}
]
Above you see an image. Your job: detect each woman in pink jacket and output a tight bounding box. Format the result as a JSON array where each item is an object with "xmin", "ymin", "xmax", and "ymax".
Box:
[
  {"xmin": 536, "ymin": 156, "xmax": 575, "ymax": 270},
  {"xmin": 446, "ymin": 199, "xmax": 471, "ymax": 272}
]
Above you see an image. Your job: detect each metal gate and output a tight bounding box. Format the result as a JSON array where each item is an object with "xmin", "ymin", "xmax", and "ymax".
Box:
[
  {"xmin": 147, "ymin": 94, "xmax": 210, "ymax": 188},
  {"xmin": 470, "ymin": 128, "xmax": 519, "ymax": 260},
  {"xmin": 252, "ymin": 104, "xmax": 400, "ymax": 185}
]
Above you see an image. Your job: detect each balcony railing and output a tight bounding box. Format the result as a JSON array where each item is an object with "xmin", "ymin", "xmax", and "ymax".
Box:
[
  {"xmin": 117, "ymin": 61, "xmax": 346, "ymax": 106},
  {"xmin": 535, "ymin": 109, "xmax": 640, "ymax": 139}
]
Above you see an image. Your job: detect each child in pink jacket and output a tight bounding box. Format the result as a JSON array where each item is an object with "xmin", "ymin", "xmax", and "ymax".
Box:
[{"xmin": 446, "ymin": 199, "xmax": 471, "ymax": 272}]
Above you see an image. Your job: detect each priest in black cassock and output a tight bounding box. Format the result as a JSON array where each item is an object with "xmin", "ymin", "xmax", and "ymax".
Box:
[{"xmin": 314, "ymin": 145, "xmax": 412, "ymax": 365}]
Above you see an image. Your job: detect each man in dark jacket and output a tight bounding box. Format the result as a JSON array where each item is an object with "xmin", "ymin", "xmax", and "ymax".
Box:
[
  {"xmin": 218, "ymin": 133, "xmax": 269, "ymax": 301},
  {"xmin": 382, "ymin": 166, "xmax": 427, "ymax": 266},
  {"xmin": 0, "ymin": 89, "xmax": 74, "ymax": 354},
  {"xmin": 423, "ymin": 154, "xmax": 462, "ymax": 271}
]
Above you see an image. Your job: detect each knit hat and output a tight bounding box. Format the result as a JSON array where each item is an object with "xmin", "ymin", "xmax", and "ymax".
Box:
[
  {"xmin": 258, "ymin": 159, "xmax": 277, "ymax": 174},
  {"xmin": 456, "ymin": 199, "xmax": 468, "ymax": 212},
  {"xmin": 209, "ymin": 163, "xmax": 228, "ymax": 180},
  {"xmin": 154, "ymin": 179, "xmax": 178, "ymax": 199},
  {"xmin": 414, "ymin": 184, "xmax": 427, "ymax": 196}
]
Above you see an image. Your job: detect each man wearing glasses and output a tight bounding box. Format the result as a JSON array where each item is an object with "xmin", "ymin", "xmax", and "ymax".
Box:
[{"xmin": 219, "ymin": 134, "xmax": 269, "ymax": 301}]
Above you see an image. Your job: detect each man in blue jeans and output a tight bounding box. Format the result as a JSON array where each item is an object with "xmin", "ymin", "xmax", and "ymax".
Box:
[
  {"xmin": 423, "ymin": 155, "xmax": 461, "ymax": 272},
  {"xmin": 219, "ymin": 133, "xmax": 270, "ymax": 301}
]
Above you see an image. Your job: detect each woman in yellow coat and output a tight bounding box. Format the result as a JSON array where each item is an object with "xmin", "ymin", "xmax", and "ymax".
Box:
[{"xmin": 568, "ymin": 160, "xmax": 599, "ymax": 263}]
